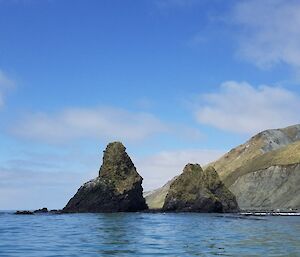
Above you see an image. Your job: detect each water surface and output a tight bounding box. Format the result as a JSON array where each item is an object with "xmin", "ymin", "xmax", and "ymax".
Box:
[{"xmin": 0, "ymin": 212, "xmax": 299, "ymax": 256}]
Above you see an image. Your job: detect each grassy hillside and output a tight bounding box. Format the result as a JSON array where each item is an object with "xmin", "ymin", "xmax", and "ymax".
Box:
[
  {"xmin": 144, "ymin": 177, "xmax": 176, "ymax": 209},
  {"xmin": 211, "ymin": 124, "xmax": 300, "ymax": 185},
  {"xmin": 224, "ymin": 140, "xmax": 300, "ymax": 187},
  {"xmin": 211, "ymin": 133, "xmax": 265, "ymax": 181},
  {"xmin": 145, "ymin": 124, "xmax": 300, "ymax": 210}
]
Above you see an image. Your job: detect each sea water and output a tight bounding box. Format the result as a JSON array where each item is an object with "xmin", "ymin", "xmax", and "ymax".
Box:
[{"xmin": 0, "ymin": 212, "xmax": 299, "ymax": 256}]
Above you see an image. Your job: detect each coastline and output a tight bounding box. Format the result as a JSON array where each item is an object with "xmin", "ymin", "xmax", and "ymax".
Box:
[{"xmin": 12, "ymin": 208, "xmax": 300, "ymax": 216}]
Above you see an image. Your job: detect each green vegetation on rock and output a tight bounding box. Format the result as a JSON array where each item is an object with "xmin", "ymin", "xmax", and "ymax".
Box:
[
  {"xmin": 63, "ymin": 142, "xmax": 148, "ymax": 213},
  {"xmin": 162, "ymin": 164, "xmax": 239, "ymax": 212},
  {"xmin": 99, "ymin": 142, "xmax": 143, "ymax": 194}
]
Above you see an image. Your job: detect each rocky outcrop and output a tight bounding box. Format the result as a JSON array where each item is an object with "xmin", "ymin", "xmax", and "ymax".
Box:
[
  {"xmin": 14, "ymin": 208, "xmax": 60, "ymax": 215},
  {"xmin": 34, "ymin": 208, "xmax": 48, "ymax": 213},
  {"xmin": 162, "ymin": 164, "xmax": 239, "ymax": 212},
  {"xmin": 15, "ymin": 210, "xmax": 34, "ymax": 215},
  {"xmin": 63, "ymin": 142, "xmax": 148, "ymax": 213}
]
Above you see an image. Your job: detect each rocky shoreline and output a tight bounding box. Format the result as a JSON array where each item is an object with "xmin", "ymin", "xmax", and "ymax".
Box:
[
  {"xmin": 240, "ymin": 211, "xmax": 300, "ymax": 216},
  {"xmin": 14, "ymin": 207, "xmax": 300, "ymax": 216}
]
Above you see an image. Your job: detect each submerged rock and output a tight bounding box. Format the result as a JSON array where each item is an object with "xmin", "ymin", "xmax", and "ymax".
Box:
[
  {"xmin": 162, "ymin": 164, "xmax": 239, "ymax": 212},
  {"xmin": 63, "ymin": 142, "xmax": 148, "ymax": 213}
]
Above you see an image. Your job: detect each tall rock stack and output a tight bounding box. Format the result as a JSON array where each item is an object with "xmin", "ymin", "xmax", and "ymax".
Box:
[
  {"xmin": 63, "ymin": 142, "xmax": 148, "ymax": 212},
  {"xmin": 163, "ymin": 164, "xmax": 239, "ymax": 212}
]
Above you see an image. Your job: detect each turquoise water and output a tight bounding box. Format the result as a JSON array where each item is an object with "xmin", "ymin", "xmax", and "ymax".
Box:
[{"xmin": 0, "ymin": 212, "xmax": 299, "ymax": 256}]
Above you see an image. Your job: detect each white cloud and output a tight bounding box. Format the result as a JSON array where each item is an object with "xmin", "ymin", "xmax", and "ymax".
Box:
[
  {"xmin": 135, "ymin": 149, "xmax": 224, "ymax": 190},
  {"xmin": 0, "ymin": 70, "xmax": 14, "ymax": 108},
  {"xmin": 12, "ymin": 107, "xmax": 168, "ymax": 143},
  {"xmin": 233, "ymin": 0, "xmax": 300, "ymax": 70},
  {"xmin": 0, "ymin": 149, "xmax": 99, "ymax": 210},
  {"xmin": 0, "ymin": 165, "xmax": 89, "ymax": 210},
  {"xmin": 196, "ymin": 81, "xmax": 300, "ymax": 134}
]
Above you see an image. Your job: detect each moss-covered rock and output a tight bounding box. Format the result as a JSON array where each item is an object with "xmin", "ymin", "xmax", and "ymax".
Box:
[
  {"xmin": 162, "ymin": 164, "xmax": 239, "ymax": 212},
  {"xmin": 63, "ymin": 142, "xmax": 148, "ymax": 212}
]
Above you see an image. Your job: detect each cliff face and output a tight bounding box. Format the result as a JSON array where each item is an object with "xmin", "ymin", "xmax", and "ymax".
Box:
[
  {"xmin": 63, "ymin": 142, "xmax": 148, "ymax": 212},
  {"xmin": 162, "ymin": 164, "xmax": 239, "ymax": 212},
  {"xmin": 227, "ymin": 141, "xmax": 300, "ymax": 210},
  {"xmin": 231, "ymin": 164, "xmax": 300, "ymax": 210},
  {"xmin": 211, "ymin": 124, "xmax": 300, "ymax": 210}
]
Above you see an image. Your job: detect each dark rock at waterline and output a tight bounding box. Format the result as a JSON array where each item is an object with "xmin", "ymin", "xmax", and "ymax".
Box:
[
  {"xmin": 163, "ymin": 164, "xmax": 239, "ymax": 213},
  {"xmin": 15, "ymin": 210, "xmax": 34, "ymax": 215},
  {"xmin": 15, "ymin": 208, "xmax": 63, "ymax": 215},
  {"xmin": 50, "ymin": 209, "xmax": 60, "ymax": 213},
  {"xmin": 34, "ymin": 207, "xmax": 48, "ymax": 213},
  {"xmin": 63, "ymin": 142, "xmax": 148, "ymax": 213}
]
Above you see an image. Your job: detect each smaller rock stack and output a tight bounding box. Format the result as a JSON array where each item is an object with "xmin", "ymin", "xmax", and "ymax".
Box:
[{"xmin": 163, "ymin": 164, "xmax": 239, "ymax": 212}]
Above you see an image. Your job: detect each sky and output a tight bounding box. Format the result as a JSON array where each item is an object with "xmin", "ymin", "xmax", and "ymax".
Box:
[{"xmin": 0, "ymin": 0, "xmax": 300, "ymax": 210}]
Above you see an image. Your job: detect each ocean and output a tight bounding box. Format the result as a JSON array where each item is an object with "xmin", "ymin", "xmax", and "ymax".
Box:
[{"xmin": 0, "ymin": 212, "xmax": 299, "ymax": 256}]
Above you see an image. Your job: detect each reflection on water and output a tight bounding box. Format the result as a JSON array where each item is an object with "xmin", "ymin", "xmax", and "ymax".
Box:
[{"xmin": 0, "ymin": 212, "xmax": 299, "ymax": 256}]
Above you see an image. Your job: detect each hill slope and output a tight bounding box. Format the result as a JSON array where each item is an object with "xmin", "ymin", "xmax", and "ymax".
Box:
[
  {"xmin": 212, "ymin": 124, "xmax": 300, "ymax": 184},
  {"xmin": 144, "ymin": 177, "xmax": 176, "ymax": 209},
  {"xmin": 228, "ymin": 141, "xmax": 300, "ymax": 209},
  {"xmin": 209, "ymin": 124, "xmax": 300, "ymax": 210},
  {"xmin": 145, "ymin": 124, "xmax": 300, "ymax": 210}
]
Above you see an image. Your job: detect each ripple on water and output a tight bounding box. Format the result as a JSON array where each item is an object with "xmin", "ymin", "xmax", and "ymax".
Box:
[{"xmin": 0, "ymin": 213, "xmax": 299, "ymax": 256}]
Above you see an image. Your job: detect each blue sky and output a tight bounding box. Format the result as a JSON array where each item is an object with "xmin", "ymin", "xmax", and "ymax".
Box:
[{"xmin": 0, "ymin": 0, "xmax": 300, "ymax": 209}]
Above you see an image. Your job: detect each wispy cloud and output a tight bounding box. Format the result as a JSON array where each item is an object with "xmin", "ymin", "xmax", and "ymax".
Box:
[
  {"xmin": 0, "ymin": 149, "xmax": 99, "ymax": 209},
  {"xmin": 195, "ymin": 81, "xmax": 300, "ymax": 134},
  {"xmin": 0, "ymin": 165, "xmax": 88, "ymax": 210},
  {"xmin": 135, "ymin": 149, "xmax": 224, "ymax": 190},
  {"xmin": 11, "ymin": 107, "xmax": 168, "ymax": 144},
  {"xmin": 232, "ymin": 0, "xmax": 300, "ymax": 70},
  {"xmin": 0, "ymin": 69, "xmax": 15, "ymax": 109}
]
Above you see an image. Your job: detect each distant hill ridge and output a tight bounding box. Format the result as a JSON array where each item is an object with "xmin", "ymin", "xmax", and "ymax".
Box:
[{"xmin": 145, "ymin": 124, "xmax": 300, "ymax": 210}]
